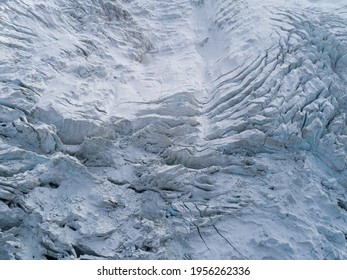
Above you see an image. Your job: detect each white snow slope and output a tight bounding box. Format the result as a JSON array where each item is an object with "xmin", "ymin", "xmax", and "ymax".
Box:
[{"xmin": 1, "ymin": 0, "xmax": 347, "ymax": 259}]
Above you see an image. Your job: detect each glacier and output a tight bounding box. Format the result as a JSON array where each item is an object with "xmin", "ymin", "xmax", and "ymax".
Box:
[{"xmin": 0, "ymin": 0, "xmax": 347, "ymax": 259}]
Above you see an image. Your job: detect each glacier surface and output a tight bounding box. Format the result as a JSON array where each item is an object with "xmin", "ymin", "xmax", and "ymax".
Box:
[{"xmin": 0, "ymin": 0, "xmax": 347, "ymax": 259}]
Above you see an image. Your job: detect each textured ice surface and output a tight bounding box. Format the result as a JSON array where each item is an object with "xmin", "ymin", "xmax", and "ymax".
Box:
[{"xmin": 1, "ymin": 0, "xmax": 347, "ymax": 259}]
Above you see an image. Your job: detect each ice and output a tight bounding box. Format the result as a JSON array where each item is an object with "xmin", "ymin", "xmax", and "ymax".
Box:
[{"xmin": 0, "ymin": 0, "xmax": 347, "ymax": 259}]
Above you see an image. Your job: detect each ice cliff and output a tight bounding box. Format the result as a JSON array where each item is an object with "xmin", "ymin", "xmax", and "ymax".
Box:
[{"xmin": 1, "ymin": 0, "xmax": 347, "ymax": 259}]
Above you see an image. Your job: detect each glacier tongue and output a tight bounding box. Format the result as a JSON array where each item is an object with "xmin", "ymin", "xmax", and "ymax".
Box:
[{"xmin": 1, "ymin": 0, "xmax": 347, "ymax": 259}]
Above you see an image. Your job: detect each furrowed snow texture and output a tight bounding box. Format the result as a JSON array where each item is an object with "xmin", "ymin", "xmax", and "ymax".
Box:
[{"xmin": 0, "ymin": 0, "xmax": 347, "ymax": 259}]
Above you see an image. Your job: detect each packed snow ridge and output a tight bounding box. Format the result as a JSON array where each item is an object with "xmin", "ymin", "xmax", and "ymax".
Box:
[{"xmin": 1, "ymin": 0, "xmax": 347, "ymax": 260}]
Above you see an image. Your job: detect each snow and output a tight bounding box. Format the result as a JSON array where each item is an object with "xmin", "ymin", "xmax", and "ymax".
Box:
[{"xmin": 0, "ymin": 0, "xmax": 347, "ymax": 259}]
